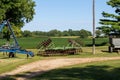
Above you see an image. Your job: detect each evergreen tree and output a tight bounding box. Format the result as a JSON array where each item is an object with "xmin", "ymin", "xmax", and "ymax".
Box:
[{"xmin": 98, "ymin": 0, "xmax": 120, "ymax": 35}]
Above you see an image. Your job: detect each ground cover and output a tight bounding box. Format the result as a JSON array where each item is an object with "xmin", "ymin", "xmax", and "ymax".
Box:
[
  {"xmin": 0, "ymin": 37, "xmax": 109, "ymax": 49},
  {"xmin": 1, "ymin": 57, "xmax": 120, "ymax": 80},
  {"xmin": 0, "ymin": 46, "xmax": 119, "ymax": 74},
  {"xmin": 31, "ymin": 59, "xmax": 120, "ymax": 80}
]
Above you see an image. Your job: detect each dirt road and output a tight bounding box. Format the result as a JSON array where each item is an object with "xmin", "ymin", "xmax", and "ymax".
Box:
[{"xmin": 1, "ymin": 57, "xmax": 120, "ymax": 80}]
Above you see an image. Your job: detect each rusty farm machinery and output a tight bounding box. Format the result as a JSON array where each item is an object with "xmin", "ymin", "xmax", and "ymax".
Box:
[{"xmin": 36, "ymin": 38, "xmax": 82, "ymax": 56}]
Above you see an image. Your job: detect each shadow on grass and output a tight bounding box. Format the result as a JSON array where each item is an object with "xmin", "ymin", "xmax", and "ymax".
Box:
[
  {"xmin": 0, "ymin": 75, "xmax": 15, "ymax": 80},
  {"xmin": 0, "ymin": 56, "xmax": 31, "ymax": 59},
  {"xmin": 1, "ymin": 65, "xmax": 120, "ymax": 80},
  {"xmin": 30, "ymin": 65, "xmax": 120, "ymax": 80}
]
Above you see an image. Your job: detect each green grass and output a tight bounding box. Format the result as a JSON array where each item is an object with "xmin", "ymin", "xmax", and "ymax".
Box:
[
  {"xmin": 0, "ymin": 46, "xmax": 119, "ymax": 73},
  {"xmin": 0, "ymin": 37, "xmax": 116, "ymax": 80},
  {"xmin": 2, "ymin": 59, "xmax": 120, "ymax": 80},
  {"xmin": 30, "ymin": 60, "xmax": 120, "ymax": 80},
  {"xmin": 0, "ymin": 46, "xmax": 119, "ymax": 74},
  {"xmin": 0, "ymin": 37, "xmax": 72, "ymax": 49},
  {"xmin": 0, "ymin": 46, "xmax": 120, "ymax": 80},
  {"xmin": 16, "ymin": 37, "xmax": 49, "ymax": 49},
  {"xmin": 0, "ymin": 37, "xmax": 109, "ymax": 49},
  {"xmin": 0, "ymin": 49, "xmax": 46, "ymax": 74},
  {"xmin": 81, "ymin": 38, "xmax": 109, "ymax": 46}
]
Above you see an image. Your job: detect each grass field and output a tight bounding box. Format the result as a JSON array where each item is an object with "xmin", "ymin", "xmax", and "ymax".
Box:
[
  {"xmin": 0, "ymin": 37, "xmax": 113, "ymax": 75},
  {"xmin": 0, "ymin": 37, "xmax": 109, "ymax": 49},
  {"xmin": 0, "ymin": 37, "xmax": 117, "ymax": 80},
  {"xmin": 30, "ymin": 60, "xmax": 120, "ymax": 80}
]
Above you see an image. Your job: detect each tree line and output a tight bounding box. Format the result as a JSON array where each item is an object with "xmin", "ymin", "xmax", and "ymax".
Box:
[
  {"xmin": 22, "ymin": 29, "xmax": 92, "ymax": 38},
  {"xmin": 0, "ymin": 0, "xmax": 120, "ymax": 40}
]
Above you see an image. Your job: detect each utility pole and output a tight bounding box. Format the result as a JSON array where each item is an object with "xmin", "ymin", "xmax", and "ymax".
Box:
[{"xmin": 92, "ymin": 0, "xmax": 95, "ymax": 54}]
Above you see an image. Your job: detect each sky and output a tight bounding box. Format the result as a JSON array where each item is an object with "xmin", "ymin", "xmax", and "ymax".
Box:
[{"xmin": 22, "ymin": 0, "xmax": 114, "ymax": 32}]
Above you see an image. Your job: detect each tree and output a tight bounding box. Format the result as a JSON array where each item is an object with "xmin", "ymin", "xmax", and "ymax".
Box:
[
  {"xmin": 0, "ymin": 0, "xmax": 35, "ymax": 27},
  {"xmin": 0, "ymin": 0, "xmax": 35, "ymax": 39},
  {"xmin": 22, "ymin": 30, "xmax": 32, "ymax": 37},
  {"xmin": 98, "ymin": 0, "xmax": 120, "ymax": 35},
  {"xmin": 95, "ymin": 30, "xmax": 102, "ymax": 38},
  {"xmin": 2, "ymin": 28, "xmax": 11, "ymax": 41},
  {"xmin": 79, "ymin": 29, "xmax": 92, "ymax": 38},
  {"xmin": 32, "ymin": 31, "xmax": 47, "ymax": 37},
  {"xmin": 47, "ymin": 29, "xmax": 62, "ymax": 36},
  {"xmin": 62, "ymin": 31, "xmax": 70, "ymax": 36}
]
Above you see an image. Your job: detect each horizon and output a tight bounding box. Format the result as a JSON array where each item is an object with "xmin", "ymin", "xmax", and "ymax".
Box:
[
  {"xmin": 22, "ymin": 0, "xmax": 114, "ymax": 32},
  {"xmin": 22, "ymin": 28, "xmax": 91, "ymax": 32}
]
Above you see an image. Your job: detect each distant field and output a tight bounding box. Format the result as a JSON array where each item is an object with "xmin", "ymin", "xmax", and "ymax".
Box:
[
  {"xmin": 18, "ymin": 37, "xmax": 71, "ymax": 48},
  {"xmin": 0, "ymin": 37, "xmax": 109, "ymax": 49},
  {"xmin": 51, "ymin": 36, "xmax": 80, "ymax": 38}
]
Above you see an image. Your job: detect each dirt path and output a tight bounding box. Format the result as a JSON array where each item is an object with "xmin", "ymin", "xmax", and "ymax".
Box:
[{"xmin": 1, "ymin": 57, "xmax": 120, "ymax": 80}]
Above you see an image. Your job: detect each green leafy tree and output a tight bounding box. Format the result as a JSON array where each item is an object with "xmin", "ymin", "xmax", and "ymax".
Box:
[
  {"xmin": 0, "ymin": 0, "xmax": 35, "ymax": 26},
  {"xmin": 2, "ymin": 28, "xmax": 11, "ymax": 41},
  {"xmin": 98, "ymin": 0, "xmax": 120, "ymax": 35},
  {"xmin": 79, "ymin": 29, "xmax": 91, "ymax": 38},
  {"xmin": 22, "ymin": 30, "xmax": 32, "ymax": 37},
  {"xmin": 95, "ymin": 30, "xmax": 102, "ymax": 38},
  {"xmin": 32, "ymin": 31, "xmax": 47, "ymax": 37},
  {"xmin": 62, "ymin": 31, "xmax": 70, "ymax": 36},
  {"xmin": 47, "ymin": 29, "xmax": 62, "ymax": 37},
  {"xmin": 0, "ymin": 0, "xmax": 35, "ymax": 39}
]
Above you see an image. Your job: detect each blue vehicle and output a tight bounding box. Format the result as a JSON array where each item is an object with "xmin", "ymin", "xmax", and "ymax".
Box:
[{"xmin": 0, "ymin": 20, "xmax": 34, "ymax": 58}]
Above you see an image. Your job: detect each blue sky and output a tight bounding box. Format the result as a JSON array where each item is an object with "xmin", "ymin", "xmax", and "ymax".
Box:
[{"xmin": 22, "ymin": 0, "xmax": 114, "ymax": 32}]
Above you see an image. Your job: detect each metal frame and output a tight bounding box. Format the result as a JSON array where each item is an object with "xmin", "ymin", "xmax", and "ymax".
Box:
[{"xmin": 0, "ymin": 20, "xmax": 34, "ymax": 57}]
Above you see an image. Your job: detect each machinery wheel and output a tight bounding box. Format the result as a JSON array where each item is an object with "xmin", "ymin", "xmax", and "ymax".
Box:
[
  {"xmin": 9, "ymin": 52, "xmax": 15, "ymax": 58},
  {"xmin": 108, "ymin": 46, "xmax": 113, "ymax": 53}
]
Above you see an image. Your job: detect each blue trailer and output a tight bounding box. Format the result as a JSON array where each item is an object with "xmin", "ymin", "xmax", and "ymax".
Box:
[{"xmin": 0, "ymin": 20, "xmax": 34, "ymax": 58}]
